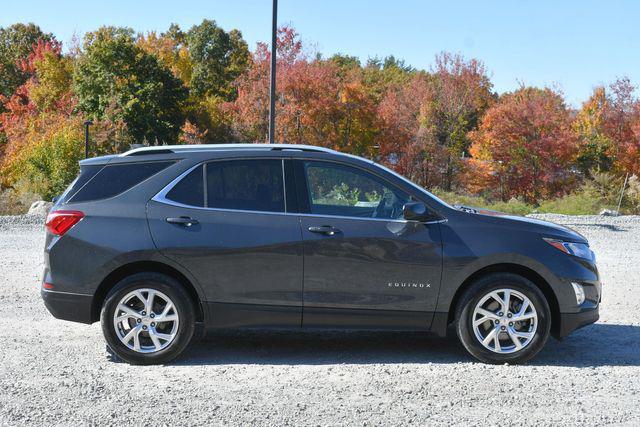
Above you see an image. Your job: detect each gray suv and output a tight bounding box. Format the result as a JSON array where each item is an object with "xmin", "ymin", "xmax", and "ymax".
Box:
[{"xmin": 41, "ymin": 144, "xmax": 601, "ymax": 365}]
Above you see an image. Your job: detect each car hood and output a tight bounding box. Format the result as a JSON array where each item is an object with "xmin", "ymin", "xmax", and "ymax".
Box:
[{"xmin": 463, "ymin": 207, "xmax": 588, "ymax": 243}]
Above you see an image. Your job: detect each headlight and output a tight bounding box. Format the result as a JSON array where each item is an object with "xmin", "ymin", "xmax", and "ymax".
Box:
[{"xmin": 543, "ymin": 238, "xmax": 595, "ymax": 261}]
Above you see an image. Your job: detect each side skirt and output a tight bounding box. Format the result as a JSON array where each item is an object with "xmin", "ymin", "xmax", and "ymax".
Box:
[
  {"xmin": 303, "ymin": 307, "xmax": 433, "ymax": 330},
  {"xmin": 206, "ymin": 302, "xmax": 302, "ymax": 329},
  {"xmin": 205, "ymin": 302, "xmax": 435, "ymax": 332}
]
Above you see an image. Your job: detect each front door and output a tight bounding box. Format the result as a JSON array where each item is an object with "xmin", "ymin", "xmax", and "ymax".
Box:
[
  {"xmin": 147, "ymin": 158, "xmax": 303, "ymax": 328},
  {"xmin": 297, "ymin": 160, "xmax": 442, "ymax": 329}
]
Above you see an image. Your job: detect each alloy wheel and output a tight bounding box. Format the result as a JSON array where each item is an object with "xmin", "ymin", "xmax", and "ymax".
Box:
[
  {"xmin": 113, "ymin": 288, "xmax": 179, "ymax": 353},
  {"xmin": 472, "ymin": 288, "xmax": 538, "ymax": 354}
]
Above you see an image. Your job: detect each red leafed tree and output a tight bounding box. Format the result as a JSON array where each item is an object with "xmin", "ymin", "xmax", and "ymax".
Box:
[
  {"xmin": 627, "ymin": 104, "xmax": 640, "ymax": 176},
  {"xmin": 230, "ymin": 26, "xmax": 378, "ymax": 155},
  {"xmin": 468, "ymin": 87, "xmax": 578, "ymax": 204},
  {"xmin": 377, "ymin": 53, "xmax": 494, "ymax": 190},
  {"xmin": 605, "ymin": 78, "xmax": 640, "ymax": 176},
  {"xmin": 1, "ymin": 38, "xmax": 74, "ymax": 161},
  {"xmin": 231, "ymin": 26, "xmax": 312, "ymax": 143},
  {"xmin": 377, "ymin": 73, "xmax": 433, "ymax": 184}
]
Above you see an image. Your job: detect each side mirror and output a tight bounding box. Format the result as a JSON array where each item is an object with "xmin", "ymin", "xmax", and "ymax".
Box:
[{"xmin": 403, "ymin": 202, "xmax": 440, "ymax": 222}]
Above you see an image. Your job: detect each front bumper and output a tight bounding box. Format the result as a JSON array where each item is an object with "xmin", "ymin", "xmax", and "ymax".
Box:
[
  {"xmin": 41, "ymin": 288, "xmax": 93, "ymax": 324},
  {"xmin": 552, "ymin": 270, "xmax": 601, "ymax": 339},
  {"xmin": 555, "ymin": 305, "xmax": 599, "ymax": 338}
]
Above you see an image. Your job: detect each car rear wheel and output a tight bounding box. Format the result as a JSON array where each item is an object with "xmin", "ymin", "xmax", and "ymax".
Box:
[
  {"xmin": 455, "ymin": 273, "xmax": 551, "ymax": 364},
  {"xmin": 100, "ymin": 272, "xmax": 196, "ymax": 365}
]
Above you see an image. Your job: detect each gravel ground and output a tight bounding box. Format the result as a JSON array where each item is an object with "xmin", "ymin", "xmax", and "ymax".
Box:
[{"xmin": 1, "ymin": 214, "xmax": 639, "ymax": 426}]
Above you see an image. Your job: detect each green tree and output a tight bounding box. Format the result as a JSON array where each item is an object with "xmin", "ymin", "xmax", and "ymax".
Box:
[
  {"xmin": 0, "ymin": 23, "xmax": 53, "ymax": 99},
  {"xmin": 73, "ymin": 27, "xmax": 188, "ymax": 145},
  {"xmin": 186, "ymin": 19, "xmax": 250, "ymax": 100}
]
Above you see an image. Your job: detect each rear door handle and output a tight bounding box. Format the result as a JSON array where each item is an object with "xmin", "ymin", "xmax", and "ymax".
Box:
[
  {"xmin": 308, "ymin": 225, "xmax": 341, "ymax": 236},
  {"xmin": 166, "ymin": 216, "xmax": 199, "ymax": 227}
]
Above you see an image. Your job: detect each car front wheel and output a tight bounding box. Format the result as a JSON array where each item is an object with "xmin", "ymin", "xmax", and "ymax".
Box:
[
  {"xmin": 100, "ymin": 272, "xmax": 196, "ymax": 365},
  {"xmin": 455, "ymin": 273, "xmax": 551, "ymax": 364}
]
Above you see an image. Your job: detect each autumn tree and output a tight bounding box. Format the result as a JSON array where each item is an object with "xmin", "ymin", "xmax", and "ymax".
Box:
[
  {"xmin": 73, "ymin": 27, "xmax": 188, "ymax": 145},
  {"xmin": 1, "ymin": 39, "xmax": 74, "ymax": 161},
  {"xmin": 232, "ymin": 26, "xmax": 379, "ymax": 155},
  {"xmin": 0, "ymin": 38, "xmax": 83, "ymax": 198},
  {"xmin": 377, "ymin": 53, "xmax": 494, "ymax": 190},
  {"xmin": 468, "ymin": 87, "xmax": 578, "ymax": 203},
  {"xmin": 138, "ymin": 21, "xmax": 251, "ymax": 142},
  {"xmin": 605, "ymin": 78, "xmax": 639, "ymax": 176},
  {"xmin": 377, "ymin": 73, "xmax": 433, "ymax": 184},
  {"xmin": 628, "ymin": 105, "xmax": 640, "ymax": 176},
  {"xmin": 573, "ymin": 87, "xmax": 614, "ymax": 174},
  {"xmin": 0, "ymin": 23, "xmax": 53, "ymax": 99},
  {"xmin": 137, "ymin": 24, "xmax": 192, "ymax": 85},
  {"xmin": 573, "ymin": 78, "xmax": 640, "ymax": 177}
]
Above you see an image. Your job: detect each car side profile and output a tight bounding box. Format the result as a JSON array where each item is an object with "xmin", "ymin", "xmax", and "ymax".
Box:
[{"xmin": 41, "ymin": 144, "xmax": 601, "ymax": 365}]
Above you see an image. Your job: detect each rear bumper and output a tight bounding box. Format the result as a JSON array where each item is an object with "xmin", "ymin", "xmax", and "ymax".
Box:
[
  {"xmin": 41, "ymin": 289, "xmax": 93, "ymax": 324},
  {"xmin": 555, "ymin": 306, "xmax": 599, "ymax": 338}
]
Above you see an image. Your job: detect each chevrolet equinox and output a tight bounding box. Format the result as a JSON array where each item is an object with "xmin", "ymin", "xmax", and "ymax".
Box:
[{"xmin": 41, "ymin": 144, "xmax": 601, "ymax": 364}]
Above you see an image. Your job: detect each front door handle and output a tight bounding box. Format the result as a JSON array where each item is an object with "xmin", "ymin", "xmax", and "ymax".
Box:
[
  {"xmin": 166, "ymin": 216, "xmax": 199, "ymax": 227},
  {"xmin": 308, "ymin": 225, "xmax": 341, "ymax": 236}
]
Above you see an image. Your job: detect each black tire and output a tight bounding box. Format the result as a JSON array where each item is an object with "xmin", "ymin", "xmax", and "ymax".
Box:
[
  {"xmin": 100, "ymin": 272, "xmax": 196, "ymax": 365},
  {"xmin": 455, "ymin": 273, "xmax": 551, "ymax": 364}
]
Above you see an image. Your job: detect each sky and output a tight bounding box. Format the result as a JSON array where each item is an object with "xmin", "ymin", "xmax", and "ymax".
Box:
[{"xmin": 1, "ymin": 0, "xmax": 639, "ymax": 106}]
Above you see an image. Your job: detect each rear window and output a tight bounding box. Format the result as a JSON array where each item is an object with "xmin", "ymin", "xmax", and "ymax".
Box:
[
  {"xmin": 206, "ymin": 160, "xmax": 284, "ymax": 212},
  {"xmin": 165, "ymin": 165, "xmax": 205, "ymax": 207},
  {"xmin": 68, "ymin": 161, "xmax": 174, "ymax": 203},
  {"xmin": 57, "ymin": 164, "xmax": 103, "ymax": 205}
]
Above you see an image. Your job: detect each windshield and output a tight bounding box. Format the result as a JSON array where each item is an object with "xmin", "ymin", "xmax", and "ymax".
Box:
[{"xmin": 372, "ymin": 161, "xmax": 454, "ymax": 209}]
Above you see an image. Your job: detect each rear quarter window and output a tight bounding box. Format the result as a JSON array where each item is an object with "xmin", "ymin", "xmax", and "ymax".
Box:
[
  {"xmin": 165, "ymin": 165, "xmax": 205, "ymax": 207},
  {"xmin": 68, "ymin": 161, "xmax": 174, "ymax": 203},
  {"xmin": 57, "ymin": 164, "xmax": 103, "ymax": 205}
]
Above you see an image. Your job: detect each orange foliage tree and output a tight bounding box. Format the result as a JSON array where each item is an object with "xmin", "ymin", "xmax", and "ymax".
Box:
[{"xmin": 468, "ymin": 87, "xmax": 578, "ymax": 204}]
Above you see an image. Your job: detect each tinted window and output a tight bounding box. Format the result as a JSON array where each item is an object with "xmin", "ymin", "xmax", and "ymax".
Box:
[
  {"xmin": 165, "ymin": 165, "xmax": 205, "ymax": 207},
  {"xmin": 58, "ymin": 164, "xmax": 103, "ymax": 205},
  {"xmin": 304, "ymin": 161, "xmax": 409, "ymax": 220},
  {"xmin": 70, "ymin": 161, "xmax": 174, "ymax": 203},
  {"xmin": 206, "ymin": 160, "xmax": 284, "ymax": 212}
]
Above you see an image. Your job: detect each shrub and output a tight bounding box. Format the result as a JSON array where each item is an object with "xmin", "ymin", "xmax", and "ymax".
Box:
[
  {"xmin": 431, "ymin": 188, "xmax": 534, "ymax": 215},
  {"xmin": 537, "ymin": 186, "xmax": 608, "ymax": 215},
  {"xmin": 0, "ymin": 184, "xmax": 40, "ymax": 215}
]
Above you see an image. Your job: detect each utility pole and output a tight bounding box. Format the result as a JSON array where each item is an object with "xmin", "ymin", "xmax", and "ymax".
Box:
[
  {"xmin": 83, "ymin": 120, "xmax": 93, "ymax": 158},
  {"xmin": 268, "ymin": 0, "xmax": 277, "ymax": 144}
]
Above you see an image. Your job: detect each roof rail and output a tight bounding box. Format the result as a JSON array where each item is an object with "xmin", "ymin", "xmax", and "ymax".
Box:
[
  {"xmin": 126, "ymin": 148, "xmax": 175, "ymax": 156},
  {"xmin": 121, "ymin": 143, "xmax": 338, "ymax": 157}
]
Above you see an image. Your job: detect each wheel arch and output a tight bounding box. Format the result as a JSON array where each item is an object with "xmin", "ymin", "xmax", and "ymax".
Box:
[
  {"xmin": 91, "ymin": 261, "xmax": 205, "ymax": 324},
  {"xmin": 446, "ymin": 263, "xmax": 561, "ymax": 337}
]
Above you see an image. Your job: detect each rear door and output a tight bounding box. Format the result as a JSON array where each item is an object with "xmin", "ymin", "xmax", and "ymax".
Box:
[
  {"xmin": 296, "ymin": 159, "xmax": 443, "ymax": 329},
  {"xmin": 147, "ymin": 158, "xmax": 303, "ymax": 328}
]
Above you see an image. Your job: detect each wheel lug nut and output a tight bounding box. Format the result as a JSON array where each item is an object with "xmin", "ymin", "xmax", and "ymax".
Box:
[
  {"xmin": 136, "ymin": 318, "xmax": 141, "ymax": 323},
  {"xmin": 494, "ymin": 319, "xmax": 500, "ymax": 324},
  {"xmin": 501, "ymin": 326, "xmax": 506, "ymax": 330},
  {"xmin": 142, "ymin": 325, "xmax": 147, "ymax": 330},
  {"xmin": 509, "ymin": 322, "xmax": 513, "ymax": 326},
  {"xmin": 151, "ymin": 323, "xmax": 155, "ymax": 327},
  {"xmin": 141, "ymin": 311, "xmax": 146, "ymax": 316},
  {"xmin": 150, "ymin": 314, "xmax": 155, "ymax": 318},
  {"xmin": 507, "ymin": 313, "xmax": 512, "ymax": 318},
  {"xmin": 498, "ymin": 312, "xmax": 503, "ymax": 317}
]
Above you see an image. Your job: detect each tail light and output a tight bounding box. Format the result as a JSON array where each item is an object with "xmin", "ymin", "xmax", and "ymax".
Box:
[{"xmin": 45, "ymin": 210, "xmax": 85, "ymax": 236}]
